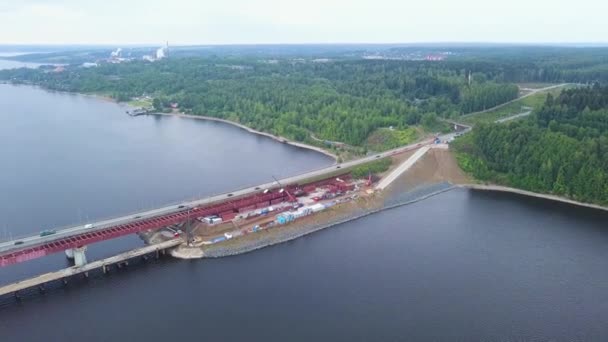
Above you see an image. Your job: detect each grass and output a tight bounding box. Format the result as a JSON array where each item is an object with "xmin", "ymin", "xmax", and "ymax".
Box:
[
  {"xmin": 516, "ymin": 82, "xmax": 559, "ymax": 89},
  {"xmin": 461, "ymin": 86, "xmax": 568, "ymax": 126},
  {"xmin": 351, "ymin": 158, "xmax": 392, "ymax": 178},
  {"xmin": 295, "ymin": 157, "xmax": 393, "ymax": 185},
  {"xmin": 127, "ymin": 98, "xmax": 153, "ymax": 109},
  {"xmin": 365, "ymin": 127, "xmax": 419, "ymax": 152}
]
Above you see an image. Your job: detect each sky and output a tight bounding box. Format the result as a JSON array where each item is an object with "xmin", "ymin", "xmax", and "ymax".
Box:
[{"xmin": 1, "ymin": 0, "xmax": 607, "ymax": 45}]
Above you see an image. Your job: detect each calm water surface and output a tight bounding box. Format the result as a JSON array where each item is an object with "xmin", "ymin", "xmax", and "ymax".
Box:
[
  {"xmin": 0, "ymin": 83, "xmax": 332, "ymax": 281},
  {"xmin": 1, "ymin": 83, "xmax": 608, "ymax": 341}
]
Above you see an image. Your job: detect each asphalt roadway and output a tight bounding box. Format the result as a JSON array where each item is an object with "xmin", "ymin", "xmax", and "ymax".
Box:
[{"xmin": 0, "ymin": 130, "xmax": 466, "ymax": 255}]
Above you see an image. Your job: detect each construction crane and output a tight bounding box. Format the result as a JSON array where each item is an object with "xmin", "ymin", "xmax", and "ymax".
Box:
[{"xmin": 272, "ymin": 175, "xmax": 297, "ymax": 202}]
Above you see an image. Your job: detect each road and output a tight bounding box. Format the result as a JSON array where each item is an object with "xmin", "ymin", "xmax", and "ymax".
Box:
[
  {"xmin": 460, "ymin": 83, "xmax": 569, "ymax": 119},
  {"xmin": 0, "ymin": 131, "xmax": 462, "ymax": 256},
  {"xmin": 494, "ymin": 110, "xmax": 532, "ymax": 123},
  {"xmin": 0, "ymin": 238, "xmax": 182, "ymax": 297}
]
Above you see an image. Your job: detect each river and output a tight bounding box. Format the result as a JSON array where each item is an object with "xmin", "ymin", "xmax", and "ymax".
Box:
[{"xmin": 1, "ymin": 81, "xmax": 608, "ymax": 341}]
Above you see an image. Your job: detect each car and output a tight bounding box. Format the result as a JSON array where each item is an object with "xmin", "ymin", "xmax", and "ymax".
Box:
[
  {"xmin": 375, "ymin": 155, "xmax": 381, "ymax": 158},
  {"xmin": 39, "ymin": 229, "xmax": 56, "ymax": 237},
  {"xmin": 134, "ymin": 215, "xmax": 141, "ymax": 219},
  {"xmin": 84, "ymin": 224, "xmax": 93, "ymax": 229},
  {"xmin": 178, "ymin": 205, "xmax": 185, "ymax": 209},
  {"xmin": 254, "ymin": 187, "xmax": 261, "ymax": 190},
  {"xmin": 227, "ymin": 193, "xmax": 233, "ymax": 197},
  {"xmin": 14, "ymin": 241, "xmax": 24, "ymax": 245},
  {"xmin": 336, "ymin": 165, "xmax": 341, "ymax": 169}
]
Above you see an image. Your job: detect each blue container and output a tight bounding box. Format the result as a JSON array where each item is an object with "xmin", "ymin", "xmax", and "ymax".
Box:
[{"xmin": 212, "ymin": 236, "xmax": 227, "ymax": 244}]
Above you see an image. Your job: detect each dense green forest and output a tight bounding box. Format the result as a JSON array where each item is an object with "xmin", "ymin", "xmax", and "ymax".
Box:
[
  {"xmin": 455, "ymin": 85, "xmax": 608, "ymax": 205},
  {"xmin": 0, "ymin": 58, "xmax": 519, "ymax": 145},
  {"xmin": 2, "ymin": 46, "xmax": 607, "ymax": 148}
]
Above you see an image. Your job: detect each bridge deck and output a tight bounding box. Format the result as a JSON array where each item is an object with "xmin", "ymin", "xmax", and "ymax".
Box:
[
  {"xmin": 0, "ymin": 239, "xmax": 182, "ymax": 297},
  {"xmin": 0, "ymin": 139, "xmax": 439, "ymax": 267}
]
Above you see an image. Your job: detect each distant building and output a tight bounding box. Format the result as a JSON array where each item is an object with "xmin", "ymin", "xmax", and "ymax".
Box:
[
  {"xmin": 110, "ymin": 48, "xmax": 122, "ymax": 58},
  {"xmin": 156, "ymin": 47, "xmax": 166, "ymax": 60},
  {"xmin": 155, "ymin": 41, "xmax": 169, "ymax": 60},
  {"xmin": 82, "ymin": 62, "xmax": 98, "ymax": 68},
  {"xmin": 53, "ymin": 66, "xmax": 65, "ymax": 73},
  {"xmin": 425, "ymin": 54, "xmax": 446, "ymax": 61}
]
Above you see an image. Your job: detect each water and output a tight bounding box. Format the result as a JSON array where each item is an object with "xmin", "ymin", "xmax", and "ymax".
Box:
[
  {"xmin": 0, "ymin": 84, "xmax": 332, "ymax": 281},
  {"xmin": 0, "ymin": 58, "xmax": 44, "ymax": 70},
  {"xmin": 2, "ymin": 84, "xmax": 608, "ymax": 341}
]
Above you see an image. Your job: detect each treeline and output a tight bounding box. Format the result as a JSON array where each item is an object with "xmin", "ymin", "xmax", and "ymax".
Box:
[
  {"xmin": 455, "ymin": 85, "xmax": 608, "ymax": 205},
  {"xmin": 0, "ymin": 58, "xmax": 519, "ymax": 145},
  {"xmin": 445, "ymin": 47, "xmax": 608, "ymax": 83}
]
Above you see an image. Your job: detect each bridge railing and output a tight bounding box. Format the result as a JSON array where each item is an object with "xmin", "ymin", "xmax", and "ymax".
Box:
[
  {"xmin": 0, "ymin": 159, "xmax": 344, "ymax": 244},
  {"xmin": 0, "ymin": 141, "xmax": 428, "ymax": 244}
]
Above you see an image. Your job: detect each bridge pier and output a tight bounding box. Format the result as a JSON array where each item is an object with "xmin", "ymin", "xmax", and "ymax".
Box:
[{"xmin": 65, "ymin": 246, "xmax": 88, "ymax": 267}]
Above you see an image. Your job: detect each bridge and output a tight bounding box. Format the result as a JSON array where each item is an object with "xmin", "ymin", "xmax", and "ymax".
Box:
[{"xmin": 0, "ymin": 136, "xmax": 459, "ymax": 268}]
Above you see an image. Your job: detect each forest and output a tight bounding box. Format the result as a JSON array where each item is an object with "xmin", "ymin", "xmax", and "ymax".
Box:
[
  {"xmin": 1, "ymin": 46, "xmax": 607, "ymax": 148},
  {"xmin": 0, "ymin": 57, "xmax": 519, "ymax": 145},
  {"xmin": 454, "ymin": 85, "xmax": 608, "ymax": 205}
]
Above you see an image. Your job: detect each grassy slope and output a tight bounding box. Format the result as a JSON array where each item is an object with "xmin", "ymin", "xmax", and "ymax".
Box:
[
  {"xmin": 365, "ymin": 127, "xmax": 419, "ymax": 152},
  {"xmin": 461, "ymin": 86, "xmax": 567, "ymax": 126}
]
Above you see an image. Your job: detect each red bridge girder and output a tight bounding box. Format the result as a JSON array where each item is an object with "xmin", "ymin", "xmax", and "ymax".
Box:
[
  {"xmin": 0, "ymin": 187, "xmax": 295, "ymax": 267},
  {"xmin": 0, "ymin": 174, "xmax": 352, "ymax": 268}
]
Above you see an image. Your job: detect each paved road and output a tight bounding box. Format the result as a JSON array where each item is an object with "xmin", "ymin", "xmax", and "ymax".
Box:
[{"xmin": 0, "ymin": 132, "xmax": 463, "ymax": 255}]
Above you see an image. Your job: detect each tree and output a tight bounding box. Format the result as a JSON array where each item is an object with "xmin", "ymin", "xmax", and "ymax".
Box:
[
  {"xmin": 152, "ymin": 98, "xmax": 162, "ymax": 111},
  {"xmin": 421, "ymin": 112, "xmax": 438, "ymax": 129}
]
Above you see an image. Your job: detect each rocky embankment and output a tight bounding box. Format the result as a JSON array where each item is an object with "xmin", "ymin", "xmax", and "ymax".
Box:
[{"xmin": 172, "ymin": 182, "xmax": 455, "ymax": 259}]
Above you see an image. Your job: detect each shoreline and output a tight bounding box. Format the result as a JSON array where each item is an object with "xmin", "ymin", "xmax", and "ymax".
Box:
[
  {"xmin": 0, "ymin": 83, "xmax": 338, "ymax": 161},
  {"xmin": 173, "ymin": 181, "xmax": 608, "ymax": 260},
  {"xmin": 461, "ymin": 184, "xmax": 608, "ymax": 212},
  {"xmin": 172, "ymin": 182, "xmax": 456, "ymax": 259},
  {"xmin": 149, "ymin": 112, "xmax": 339, "ymax": 161}
]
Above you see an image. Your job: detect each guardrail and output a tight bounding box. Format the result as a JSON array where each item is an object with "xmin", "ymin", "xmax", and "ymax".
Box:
[{"xmin": 0, "ymin": 140, "xmax": 431, "ymax": 245}]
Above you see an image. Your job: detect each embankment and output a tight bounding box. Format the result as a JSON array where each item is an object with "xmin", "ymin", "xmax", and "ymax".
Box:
[
  {"xmin": 461, "ymin": 184, "xmax": 608, "ymax": 212},
  {"xmin": 172, "ymin": 182, "xmax": 455, "ymax": 259}
]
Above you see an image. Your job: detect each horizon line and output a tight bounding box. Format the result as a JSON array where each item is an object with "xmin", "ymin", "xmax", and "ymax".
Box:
[{"xmin": 1, "ymin": 41, "xmax": 608, "ymax": 48}]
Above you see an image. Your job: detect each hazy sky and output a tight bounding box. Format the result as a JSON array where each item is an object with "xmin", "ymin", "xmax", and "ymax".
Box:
[{"xmin": 1, "ymin": 0, "xmax": 607, "ymax": 45}]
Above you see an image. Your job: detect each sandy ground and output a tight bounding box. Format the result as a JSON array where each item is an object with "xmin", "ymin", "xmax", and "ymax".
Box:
[{"xmin": 385, "ymin": 149, "xmax": 470, "ymax": 197}]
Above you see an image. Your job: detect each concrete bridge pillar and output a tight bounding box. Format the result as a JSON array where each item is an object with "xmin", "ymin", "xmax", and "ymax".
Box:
[{"xmin": 65, "ymin": 246, "xmax": 88, "ymax": 267}]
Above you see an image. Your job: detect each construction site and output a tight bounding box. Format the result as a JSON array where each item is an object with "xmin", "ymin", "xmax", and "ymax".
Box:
[
  {"xmin": 151, "ymin": 143, "xmax": 469, "ymax": 259},
  {"xmin": 145, "ymin": 171, "xmax": 367, "ymax": 245},
  {"xmin": 0, "ymin": 142, "xmax": 471, "ymax": 303}
]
